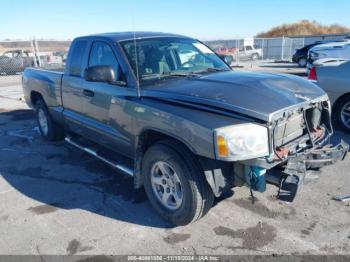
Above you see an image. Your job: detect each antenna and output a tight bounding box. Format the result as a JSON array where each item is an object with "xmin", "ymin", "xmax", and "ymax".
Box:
[
  {"xmin": 131, "ymin": 2, "xmax": 140, "ymax": 97},
  {"xmin": 133, "ymin": 31, "xmax": 140, "ymax": 97}
]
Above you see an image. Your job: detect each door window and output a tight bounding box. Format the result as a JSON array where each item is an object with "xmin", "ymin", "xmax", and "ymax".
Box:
[{"xmin": 89, "ymin": 41, "xmax": 121, "ymax": 80}]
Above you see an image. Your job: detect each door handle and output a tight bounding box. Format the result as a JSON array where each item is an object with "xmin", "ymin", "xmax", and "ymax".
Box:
[{"xmin": 83, "ymin": 89, "xmax": 94, "ymax": 97}]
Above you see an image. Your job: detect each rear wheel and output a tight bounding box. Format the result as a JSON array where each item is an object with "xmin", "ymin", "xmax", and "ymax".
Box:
[
  {"xmin": 334, "ymin": 95, "xmax": 350, "ymax": 132},
  {"xmin": 142, "ymin": 140, "xmax": 214, "ymax": 225},
  {"xmin": 35, "ymin": 99, "xmax": 64, "ymax": 141},
  {"xmin": 251, "ymin": 53, "xmax": 259, "ymax": 61},
  {"xmin": 298, "ymin": 57, "xmax": 307, "ymax": 67}
]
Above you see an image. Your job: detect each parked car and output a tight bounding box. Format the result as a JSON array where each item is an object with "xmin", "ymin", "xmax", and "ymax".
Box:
[
  {"xmin": 22, "ymin": 32, "xmax": 348, "ymax": 225},
  {"xmin": 307, "ymin": 41, "xmax": 350, "ymax": 71},
  {"xmin": 214, "ymin": 47, "xmax": 236, "ymax": 65},
  {"xmin": 45, "ymin": 54, "xmax": 63, "ymax": 64},
  {"xmin": 214, "ymin": 46, "xmax": 236, "ymax": 57},
  {"xmin": 292, "ymin": 42, "xmax": 323, "ymax": 67},
  {"xmin": 53, "ymin": 51, "xmax": 68, "ymax": 63},
  {"xmin": 308, "ymin": 59, "xmax": 350, "ymax": 131},
  {"xmin": 237, "ymin": 45, "xmax": 262, "ymax": 61},
  {"xmin": 292, "ymin": 40, "xmax": 345, "ymax": 68},
  {"xmin": 0, "ymin": 49, "xmax": 37, "ymax": 74},
  {"xmin": 0, "ymin": 55, "xmax": 24, "ymax": 75},
  {"xmin": 214, "ymin": 45, "xmax": 261, "ymax": 62},
  {"xmin": 3, "ymin": 49, "xmax": 35, "ymax": 68}
]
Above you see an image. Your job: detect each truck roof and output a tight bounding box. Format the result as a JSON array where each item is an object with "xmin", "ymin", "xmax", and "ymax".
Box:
[{"xmin": 76, "ymin": 31, "xmax": 192, "ymax": 42}]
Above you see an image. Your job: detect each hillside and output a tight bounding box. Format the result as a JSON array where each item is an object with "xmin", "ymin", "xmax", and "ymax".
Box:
[{"xmin": 257, "ymin": 20, "xmax": 350, "ymax": 37}]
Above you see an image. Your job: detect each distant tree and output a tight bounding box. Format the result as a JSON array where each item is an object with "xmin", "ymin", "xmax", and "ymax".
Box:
[{"xmin": 256, "ymin": 20, "xmax": 350, "ymax": 37}]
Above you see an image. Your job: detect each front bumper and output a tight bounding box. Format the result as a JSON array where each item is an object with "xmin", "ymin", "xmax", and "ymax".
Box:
[
  {"xmin": 268, "ymin": 140, "xmax": 349, "ymax": 201},
  {"xmin": 283, "ymin": 140, "xmax": 348, "ymax": 176}
]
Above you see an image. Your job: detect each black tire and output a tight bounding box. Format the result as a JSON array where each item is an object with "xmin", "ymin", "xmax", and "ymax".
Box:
[
  {"xmin": 334, "ymin": 95, "xmax": 350, "ymax": 132},
  {"xmin": 297, "ymin": 57, "xmax": 307, "ymax": 67},
  {"xmin": 251, "ymin": 53, "xmax": 259, "ymax": 61},
  {"xmin": 35, "ymin": 99, "xmax": 65, "ymax": 141},
  {"xmin": 142, "ymin": 140, "xmax": 214, "ymax": 226}
]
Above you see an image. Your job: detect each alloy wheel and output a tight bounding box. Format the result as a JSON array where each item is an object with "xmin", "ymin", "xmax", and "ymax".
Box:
[{"xmin": 150, "ymin": 161, "xmax": 183, "ymax": 210}]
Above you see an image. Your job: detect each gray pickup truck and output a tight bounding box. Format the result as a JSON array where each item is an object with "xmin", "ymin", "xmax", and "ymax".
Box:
[{"xmin": 22, "ymin": 32, "xmax": 348, "ymax": 225}]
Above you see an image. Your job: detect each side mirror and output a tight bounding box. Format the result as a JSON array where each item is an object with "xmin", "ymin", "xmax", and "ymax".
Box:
[
  {"xmin": 219, "ymin": 54, "xmax": 233, "ymax": 65},
  {"xmin": 84, "ymin": 65, "xmax": 116, "ymax": 83}
]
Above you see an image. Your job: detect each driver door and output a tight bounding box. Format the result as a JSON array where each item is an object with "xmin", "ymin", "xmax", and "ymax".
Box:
[{"xmin": 82, "ymin": 41, "xmax": 135, "ymax": 157}]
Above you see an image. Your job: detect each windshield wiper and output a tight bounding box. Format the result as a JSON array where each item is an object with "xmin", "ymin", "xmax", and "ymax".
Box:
[
  {"xmin": 142, "ymin": 69, "xmax": 223, "ymax": 81},
  {"xmin": 140, "ymin": 72, "xmax": 200, "ymax": 81},
  {"xmin": 162, "ymin": 72, "xmax": 200, "ymax": 77},
  {"xmin": 194, "ymin": 67, "xmax": 230, "ymax": 74}
]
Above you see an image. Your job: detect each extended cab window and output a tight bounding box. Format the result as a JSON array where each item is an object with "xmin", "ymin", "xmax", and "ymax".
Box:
[
  {"xmin": 69, "ymin": 40, "xmax": 87, "ymax": 76},
  {"xmin": 89, "ymin": 41, "xmax": 120, "ymax": 79}
]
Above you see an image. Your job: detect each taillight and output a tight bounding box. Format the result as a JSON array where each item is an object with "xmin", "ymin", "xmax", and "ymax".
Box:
[{"xmin": 308, "ymin": 67, "xmax": 317, "ymax": 81}]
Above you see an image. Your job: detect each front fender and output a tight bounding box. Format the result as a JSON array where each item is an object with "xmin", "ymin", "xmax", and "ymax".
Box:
[{"xmin": 132, "ymin": 100, "xmax": 217, "ymax": 159}]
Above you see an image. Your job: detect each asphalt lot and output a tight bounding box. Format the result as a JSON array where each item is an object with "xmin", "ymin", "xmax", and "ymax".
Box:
[{"xmin": 0, "ymin": 64, "xmax": 349, "ymax": 256}]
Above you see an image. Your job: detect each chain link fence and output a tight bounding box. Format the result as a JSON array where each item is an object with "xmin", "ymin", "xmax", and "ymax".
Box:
[
  {"xmin": 0, "ymin": 40, "xmax": 70, "ymax": 86},
  {"xmin": 205, "ymin": 37, "xmax": 301, "ymax": 66},
  {"xmin": 205, "ymin": 33, "xmax": 348, "ymax": 66}
]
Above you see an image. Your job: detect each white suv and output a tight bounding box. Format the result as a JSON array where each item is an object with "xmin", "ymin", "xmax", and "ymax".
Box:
[{"xmin": 238, "ymin": 45, "xmax": 262, "ymax": 61}]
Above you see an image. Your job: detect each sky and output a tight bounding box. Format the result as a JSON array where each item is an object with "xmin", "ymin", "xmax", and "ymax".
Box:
[{"xmin": 1, "ymin": 0, "xmax": 349, "ymax": 40}]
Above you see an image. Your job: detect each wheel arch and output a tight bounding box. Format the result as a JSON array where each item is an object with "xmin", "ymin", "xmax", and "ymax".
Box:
[
  {"xmin": 332, "ymin": 92, "xmax": 350, "ymax": 113},
  {"xmin": 30, "ymin": 91, "xmax": 45, "ymax": 107},
  {"xmin": 133, "ymin": 128, "xmax": 233, "ymax": 198},
  {"xmin": 133, "ymin": 128, "xmax": 198, "ymax": 189}
]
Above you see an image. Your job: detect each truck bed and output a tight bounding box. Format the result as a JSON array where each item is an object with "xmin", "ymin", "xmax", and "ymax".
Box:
[{"xmin": 22, "ymin": 67, "xmax": 64, "ymax": 109}]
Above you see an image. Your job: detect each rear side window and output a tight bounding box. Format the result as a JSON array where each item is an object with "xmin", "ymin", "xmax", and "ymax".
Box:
[
  {"xmin": 88, "ymin": 41, "xmax": 120, "ymax": 79},
  {"xmin": 69, "ymin": 40, "xmax": 87, "ymax": 76}
]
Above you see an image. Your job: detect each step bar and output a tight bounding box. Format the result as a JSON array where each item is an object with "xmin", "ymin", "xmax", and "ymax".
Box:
[{"xmin": 64, "ymin": 137, "xmax": 134, "ymax": 177}]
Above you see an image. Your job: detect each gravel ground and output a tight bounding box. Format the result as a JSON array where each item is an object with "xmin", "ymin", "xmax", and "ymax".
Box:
[{"xmin": 0, "ymin": 70, "xmax": 349, "ymax": 257}]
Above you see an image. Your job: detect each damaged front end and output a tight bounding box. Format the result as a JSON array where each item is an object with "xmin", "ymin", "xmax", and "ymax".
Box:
[
  {"xmin": 240, "ymin": 96, "xmax": 349, "ymax": 201},
  {"xmin": 275, "ymin": 140, "xmax": 348, "ymax": 201}
]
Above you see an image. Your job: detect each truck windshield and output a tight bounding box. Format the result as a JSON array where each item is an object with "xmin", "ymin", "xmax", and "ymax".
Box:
[{"xmin": 120, "ymin": 37, "xmax": 230, "ymax": 84}]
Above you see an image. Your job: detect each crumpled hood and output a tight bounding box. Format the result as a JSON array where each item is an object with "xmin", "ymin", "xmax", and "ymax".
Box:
[{"xmin": 142, "ymin": 71, "xmax": 327, "ymax": 122}]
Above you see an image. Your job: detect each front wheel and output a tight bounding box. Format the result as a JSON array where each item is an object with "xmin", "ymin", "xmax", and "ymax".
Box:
[
  {"xmin": 142, "ymin": 140, "xmax": 214, "ymax": 226},
  {"xmin": 298, "ymin": 57, "xmax": 307, "ymax": 67},
  {"xmin": 334, "ymin": 96, "xmax": 350, "ymax": 132},
  {"xmin": 251, "ymin": 53, "xmax": 259, "ymax": 61}
]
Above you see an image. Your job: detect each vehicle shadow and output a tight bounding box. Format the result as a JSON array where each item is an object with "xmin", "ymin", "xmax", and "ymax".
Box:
[{"xmin": 0, "ymin": 109, "xmax": 172, "ymax": 228}]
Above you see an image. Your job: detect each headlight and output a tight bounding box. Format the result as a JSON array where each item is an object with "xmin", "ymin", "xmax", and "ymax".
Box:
[{"xmin": 214, "ymin": 123, "xmax": 269, "ymax": 161}]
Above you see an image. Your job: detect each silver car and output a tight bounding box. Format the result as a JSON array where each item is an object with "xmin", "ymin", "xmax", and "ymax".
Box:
[{"xmin": 309, "ymin": 59, "xmax": 350, "ymax": 131}]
